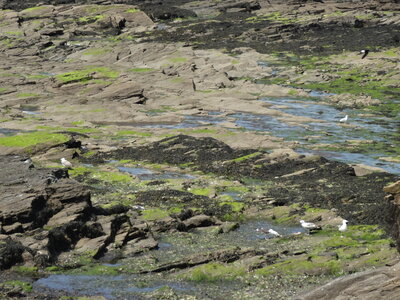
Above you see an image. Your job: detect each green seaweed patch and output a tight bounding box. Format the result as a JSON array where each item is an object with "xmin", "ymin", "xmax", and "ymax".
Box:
[
  {"xmin": 71, "ymin": 263, "xmax": 120, "ymax": 276},
  {"xmin": 5, "ymin": 31, "xmax": 23, "ymax": 36},
  {"xmin": 1, "ymin": 280, "xmax": 32, "ymax": 292},
  {"xmin": 17, "ymin": 92, "xmax": 39, "ymax": 98},
  {"xmin": 92, "ymin": 170, "xmax": 133, "ymax": 184},
  {"xmin": 189, "ymin": 187, "xmax": 213, "ymax": 197},
  {"xmin": 126, "ymin": 8, "xmax": 140, "ymax": 13},
  {"xmin": 168, "ymin": 57, "xmax": 188, "ymax": 63},
  {"xmin": 141, "ymin": 207, "xmax": 182, "ymax": 220},
  {"xmin": 129, "ymin": 67, "xmax": 155, "ymax": 72},
  {"xmin": 367, "ymin": 101, "xmax": 400, "ymax": 118},
  {"xmin": 231, "ymin": 152, "xmax": 263, "ymax": 163},
  {"xmin": 21, "ymin": 6, "xmax": 47, "ymax": 13},
  {"xmin": 78, "ymin": 15, "xmax": 104, "ymax": 24},
  {"xmin": 12, "ymin": 266, "xmax": 38, "ymax": 275},
  {"xmin": 0, "ymin": 131, "xmax": 69, "ymax": 148},
  {"xmin": 82, "ymin": 47, "xmax": 110, "ymax": 56},
  {"xmin": 220, "ymin": 201, "xmax": 245, "ymax": 212},
  {"xmin": 69, "ymin": 166, "xmax": 133, "ymax": 184},
  {"xmin": 181, "ymin": 262, "xmax": 246, "ymax": 282},
  {"xmin": 55, "ymin": 67, "xmax": 119, "ymax": 84},
  {"xmin": 45, "ymin": 266, "xmax": 63, "ymax": 273},
  {"xmin": 256, "ymin": 256, "xmax": 342, "ymax": 276}
]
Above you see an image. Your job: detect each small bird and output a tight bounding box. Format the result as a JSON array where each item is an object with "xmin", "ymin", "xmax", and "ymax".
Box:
[
  {"xmin": 339, "ymin": 115, "xmax": 348, "ymax": 123},
  {"xmin": 256, "ymin": 228, "xmax": 282, "ymax": 238},
  {"xmin": 359, "ymin": 49, "xmax": 369, "ymax": 59},
  {"xmin": 60, "ymin": 157, "xmax": 73, "ymax": 169},
  {"xmin": 338, "ymin": 219, "xmax": 348, "ymax": 233},
  {"xmin": 300, "ymin": 220, "xmax": 318, "ymax": 234},
  {"xmin": 268, "ymin": 228, "xmax": 282, "ymax": 237}
]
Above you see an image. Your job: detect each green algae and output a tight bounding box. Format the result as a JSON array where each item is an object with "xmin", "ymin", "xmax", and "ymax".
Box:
[
  {"xmin": 12, "ymin": 266, "xmax": 38, "ymax": 275},
  {"xmin": 17, "ymin": 92, "xmax": 39, "ymax": 98},
  {"xmin": 142, "ymin": 207, "xmax": 182, "ymax": 220},
  {"xmin": 231, "ymin": 152, "xmax": 263, "ymax": 163},
  {"xmin": 220, "ymin": 201, "xmax": 245, "ymax": 213},
  {"xmin": 0, "ymin": 131, "xmax": 69, "ymax": 148},
  {"xmin": 71, "ymin": 264, "xmax": 120, "ymax": 276},
  {"xmin": 189, "ymin": 187, "xmax": 213, "ymax": 197},
  {"xmin": 78, "ymin": 15, "xmax": 104, "ymax": 24},
  {"xmin": 256, "ymin": 257, "xmax": 342, "ymax": 277},
  {"xmin": 55, "ymin": 67, "xmax": 119, "ymax": 84},
  {"xmin": 21, "ymin": 6, "xmax": 47, "ymax": 13},
  {"xmin": 181, "ymin": 262, "xmax": 246, "ymax": 282},
  {"xmin": 1, "ymin": 280, "xmax": 32, "ymax": 292},
  {"xmin": 92, "ymin": 170, "xmax": 133, "ymax": 183},
  {"xmin": 69, "ymin": 165, "xmax": 133, "ymax": 184},
  {"xmin": 126, "ymin": 8, "xmax": 140, "ymax": 13},
  {"xmin": 129, "ymin": 67, "xmax": 155, "ymax": 72}
]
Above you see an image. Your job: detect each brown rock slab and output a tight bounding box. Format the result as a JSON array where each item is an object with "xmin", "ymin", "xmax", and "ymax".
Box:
[
  {"xmin": 384, "ymin": 180, "xmax": 400, "ymax": 194},
  {"xmin": 296, "ymin": 261, "xmax": 400, "ymax": 300}
]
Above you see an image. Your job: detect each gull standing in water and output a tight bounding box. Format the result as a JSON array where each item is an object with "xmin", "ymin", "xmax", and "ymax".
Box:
[
  {"xmin": 339, "ymin": 115, "xmax": 348, "ymax": 123},
  {"xmin": 300, "ymin": 220, "xmax": 318, "ymax": 234},
  {"xmin": 61, "ymin": 157, "xmax": 73, "ymax": 169}
]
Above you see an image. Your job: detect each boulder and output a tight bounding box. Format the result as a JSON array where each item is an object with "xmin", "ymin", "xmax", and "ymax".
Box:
[{"xmin": 296, "ymin": 261, "xmax": 400, "ymax": 300}]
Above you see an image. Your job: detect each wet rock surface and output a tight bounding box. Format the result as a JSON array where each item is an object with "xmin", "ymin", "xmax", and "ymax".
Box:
[{"xmin": 0, "ymin": 0, "xmax": 400, "ymax": 299}]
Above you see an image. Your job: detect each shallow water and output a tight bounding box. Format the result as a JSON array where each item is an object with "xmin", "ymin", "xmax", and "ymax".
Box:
[
  {"xmin": 0, "ymin": 128, "xmax": 22, "ymax": 136},
  {"xmin": 298, "ymin": 148, "xmax": 400, "ymax": 174},
  {"xmin": 117, "ymin": 166, "xmax": 196, "ymax": 180},
  {"xmin": 34, "ymin": 274, "xmax": 194, "ymax": 299},
  {"xmin": 19, "ymin": 105, "xmax": 41, "ymax": 115},
  {"xmin": 139, "ymin": 113, "xmax": 224, "ymax": 129},
  {"xmin": 229, "ymin": 220, "xmax": 306, "ymax": 241}
]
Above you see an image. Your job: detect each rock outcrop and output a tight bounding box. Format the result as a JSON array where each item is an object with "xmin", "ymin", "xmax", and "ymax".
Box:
[
  {"xmin": 0, "ymin": 155, "xmax": 157, "ymax": 269},
  {"xmin": 0, "ymin": 154, "xmax": 229, "ymax": 269},
  {"xmin": 296, "ymin": 261, "xmax": 400, "ymax": 300},
  {"xmin": 386, "ymin": 180, "xmax": 400, "ymax": 252}
]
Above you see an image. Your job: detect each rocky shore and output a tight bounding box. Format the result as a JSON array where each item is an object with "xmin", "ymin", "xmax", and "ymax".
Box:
[{"xmin": 1, "ymin": 0, "xmax": 400, "ymax": 299}]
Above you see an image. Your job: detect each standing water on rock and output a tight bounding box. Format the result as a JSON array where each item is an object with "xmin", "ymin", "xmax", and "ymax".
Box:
[{"xmin": 1, "ymin": 1, "xmax": 400, "ymax": 300}]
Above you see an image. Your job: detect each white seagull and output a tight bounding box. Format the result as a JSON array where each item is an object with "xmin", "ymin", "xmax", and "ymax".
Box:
[
  {"xmin": 300, "ymin": 220, "xmax": 318, "ymax": 234},
  {"xmin": 268, "ymin": 228, "xmax": 282, "ymax": 237},
  {"xmin": 339, "ymin": 115, "xmax": 348, "ymax": 123},
  {"xmin": 339, "ymin": 219, "xmax": 348, "ymax": 233},
  {"xmin": 60, "ymin": 157, "xmax": 73, "ymax": 169}
]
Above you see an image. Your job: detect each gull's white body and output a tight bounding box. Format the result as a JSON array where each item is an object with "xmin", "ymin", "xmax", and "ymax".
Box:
[
  {"xmin": 61, "ymin": 157, "xmax": 72, "ymax": 168},
  {"xmin": 268, "ymin": 228, "xmax": 281, "ymax": 237},
  {"xmin": 300, "ymin": 220, "xmax": 317, "ymax": 230},
  {"xmin": 339, "ymin": 115, "xmax": 348, "ymax": 123},
  {"xmin": 339, "ymin": 219, "xmax": 348, "ymax": 232}
]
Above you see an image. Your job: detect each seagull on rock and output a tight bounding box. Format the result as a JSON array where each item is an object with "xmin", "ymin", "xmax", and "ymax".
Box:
[
  {"xmin": 339, "ymin": 115, "xmax": 348, "ymax": 123},
  {"xmin": 339, "ymin": 219, "xmax": 348, "ymax": 233},
  {"xmin": 359, "ymin": 49, "xmax": 369, "ymax": 59},
  {"xmin": 61, "ymin": 157, "xmax": 73, "ymax": 169},
  {"xmin": 300, "ymin": 220, "xmax": 318, "ymax": 234}
]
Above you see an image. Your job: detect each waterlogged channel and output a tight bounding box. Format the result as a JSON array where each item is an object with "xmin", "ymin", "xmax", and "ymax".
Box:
[
  {"xmin": 127, "ymin": 94, "xmax": 400, "ymax": 174},
  {"xmin": 33, "ymin": 220, "xmax": 306, "ymax": 299},
  {"xmin": 34, "ymin": 274, "xmax": 195, "ymax": 299}
]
